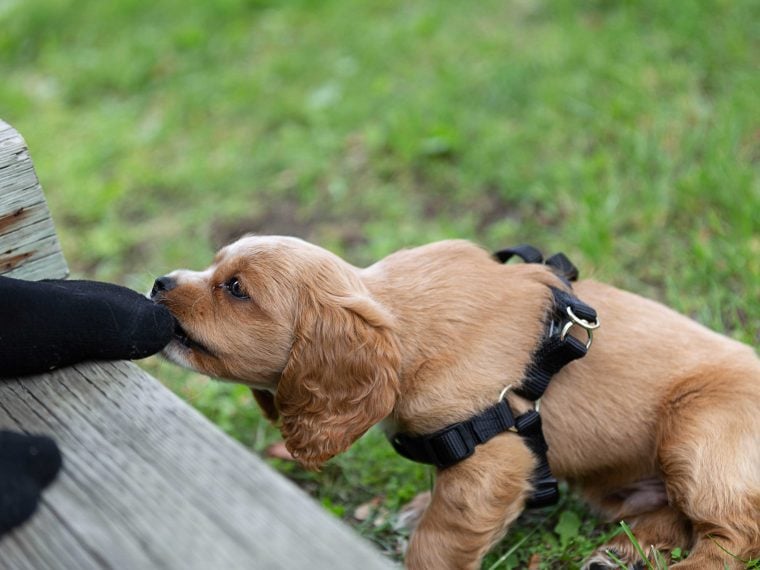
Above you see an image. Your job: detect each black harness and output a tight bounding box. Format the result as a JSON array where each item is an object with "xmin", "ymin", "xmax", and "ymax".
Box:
[{"xmin": 389, "ymin": 245, "xmax": 599, "ymax": 508}]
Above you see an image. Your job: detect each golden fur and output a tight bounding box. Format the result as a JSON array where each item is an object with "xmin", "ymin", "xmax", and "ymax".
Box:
[{"xmin": 153, "ymin": 236, "xmax": 760, "ymax": 569}]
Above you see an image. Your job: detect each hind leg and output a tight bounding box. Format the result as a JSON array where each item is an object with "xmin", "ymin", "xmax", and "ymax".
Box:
[
  {"xmin": 658, "ymin": 371, "xmax": 760, "ymax": 568},
  {"xmin": 582, "ymin": 488, "xmax": 693, "ymax": 570},
  {"xmin": 665, "ymin": 502, "xmax": 760, "ymax": 570}
]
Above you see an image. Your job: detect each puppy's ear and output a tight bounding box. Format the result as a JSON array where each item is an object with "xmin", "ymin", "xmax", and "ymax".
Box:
[
  {"xmin": 251, "ymin": 389, "xmax": 279, "ymax": 422},
  {"xmin": 276, "ymin": 293, "xmax": 400, "ymax": 469}
]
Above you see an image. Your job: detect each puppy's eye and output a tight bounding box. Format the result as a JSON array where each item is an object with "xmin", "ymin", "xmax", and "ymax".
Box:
[{"xmin": 225, "ymin": 277, "xmax": 249, "ymax": 300}]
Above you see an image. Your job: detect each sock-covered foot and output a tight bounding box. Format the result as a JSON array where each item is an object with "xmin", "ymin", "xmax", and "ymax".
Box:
[
  {"xmin": 0, "ymin": 430, "xmax": 62, "ymax": 536},
  {"xmin": 0, "ymin": 277, "xmax": 174, "ymax": 378}
]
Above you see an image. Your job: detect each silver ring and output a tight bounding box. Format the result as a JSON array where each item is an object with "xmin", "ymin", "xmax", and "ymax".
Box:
[
  {"xmin": 560, "ymin": 320, "xmax": 593, "ymax": 349},
  {"xmin": 566, "ymin": 306, "xmax": 600, "ymax": 330}
]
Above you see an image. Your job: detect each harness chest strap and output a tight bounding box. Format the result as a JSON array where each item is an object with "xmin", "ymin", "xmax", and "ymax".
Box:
[{"xmin": 389, "ymin": 246, "xmax": 599, "ymax": 509}]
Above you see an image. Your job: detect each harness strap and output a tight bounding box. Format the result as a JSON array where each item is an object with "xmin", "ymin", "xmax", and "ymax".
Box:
[
  {"xmin": 391, "ymin": 399, "xmax": 516, "ymax": 468},
  {"xmin": 545, "ymin": 252, "xmax": 579, "ymax": 282},
  {"xmin": 514, "ymin": 410, "xmax": 557, "ymax": 508},
  {"xmin": 514, "ymin": 289, "xmax": 594, "ymax": 401},
  {"xmin": 389, "ymin": 245, "xmax": 598, "ymax": 509},
  {"xmin": 494, "ymin": 244, "xmax": 544, "ymax": 265},
  {"xmin": 496, "ymin": 245, "xmax": 582, "ymax": 284}
]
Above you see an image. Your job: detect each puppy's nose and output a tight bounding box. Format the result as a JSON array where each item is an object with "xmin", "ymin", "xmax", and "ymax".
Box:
[{"xmin": 151, "ymin": 275, "xmax": 177, "ymax": 298}]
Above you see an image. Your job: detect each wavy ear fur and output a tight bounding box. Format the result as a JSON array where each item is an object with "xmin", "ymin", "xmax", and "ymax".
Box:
[{"xmin": 276, "ymin": 291, "xmax": 400, "ymax": 469}]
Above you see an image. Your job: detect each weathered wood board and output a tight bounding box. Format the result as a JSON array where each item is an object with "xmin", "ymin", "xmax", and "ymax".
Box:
[
  {"xmin": 0, "ymin": 121, "xmax": 68, "ymax": 280},
  {"xmin": 0, "ymin": 120, "xmax": 394, "ymax": 569}
]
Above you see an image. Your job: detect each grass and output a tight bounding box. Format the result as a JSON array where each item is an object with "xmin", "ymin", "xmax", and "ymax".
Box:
[
  {"xmin": 603, "ymin": 522, "xmax": 760, "ymax": 570},
  {"xmin": 2, "ymin": 0, "xmax": 758, "ymax": 567}
]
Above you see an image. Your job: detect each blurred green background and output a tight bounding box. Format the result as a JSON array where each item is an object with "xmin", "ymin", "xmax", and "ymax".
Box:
[{"xmin": 2, "ymin": 0, "xmax": 758, "ymax": 567}]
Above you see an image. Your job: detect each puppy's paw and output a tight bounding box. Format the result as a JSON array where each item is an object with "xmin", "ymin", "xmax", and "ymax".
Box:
[
  {"xmin": 393, "ymin": 491, "xmax": 431, "ymax": 533},
  {"xmin": 582, "ymin": 548, "xmax": 646, "ymax": 570}
]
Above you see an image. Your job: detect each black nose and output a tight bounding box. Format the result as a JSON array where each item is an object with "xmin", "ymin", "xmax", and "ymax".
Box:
[{"xmin": 151, "ymin": 275, "xmax": 177, "ymax": 298}]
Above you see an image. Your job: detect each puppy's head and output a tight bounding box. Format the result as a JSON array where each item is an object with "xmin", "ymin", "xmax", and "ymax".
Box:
[{"xmin": 152, "ymin": 235, "xmax": 400, "ymax": 468}]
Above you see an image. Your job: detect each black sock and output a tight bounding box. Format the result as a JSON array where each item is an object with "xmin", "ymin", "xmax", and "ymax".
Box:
[
  {"xmin": 0, "ymin": 430, "xmax": 62, "ymax": 535},
  {"xmin": 0, "ymin": 277, "xmax": 173, "ymax": 378}
]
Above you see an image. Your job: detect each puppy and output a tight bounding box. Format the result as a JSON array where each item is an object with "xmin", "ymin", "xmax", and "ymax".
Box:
[{"xmin": 151, "ymin": 236, "xmax": 760, "ymax": 569}]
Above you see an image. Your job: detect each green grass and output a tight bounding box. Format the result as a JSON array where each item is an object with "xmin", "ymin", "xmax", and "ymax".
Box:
[
  {"xmin": 2, "ymin": 0, "xmax": 758, "ymax": 567},
  {"xmin": 603, "ymin": 522, "xmax": 760, "ymax": 570}
]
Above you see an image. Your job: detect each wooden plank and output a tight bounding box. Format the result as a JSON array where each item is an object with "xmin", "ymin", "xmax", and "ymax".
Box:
[
  {"xmin": 0, "ymin": 234, "xmax": 62, "ymax": 274},
  {"xmin": 0, "ymin": 363, "xmax": 393, "ymax": 569},
  {"xmin": 0, "ymin": 119, "xmax": 68, "ymax": 280},
  {"xmin": 0, "ymin": 198, "xmax": 51, "ymax": 233},
  {"xmin": 0, "ymin": 161, "xmax": 36, "ymax": 194},
  {"xmin": 0, "ymin": 123, "xmax": 33, "ymax": 168}
]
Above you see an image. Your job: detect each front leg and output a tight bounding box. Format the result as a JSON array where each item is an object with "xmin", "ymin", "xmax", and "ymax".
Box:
[{"xmin": 406, "ymin": 434, "xmax": 536, "ymax": 570}]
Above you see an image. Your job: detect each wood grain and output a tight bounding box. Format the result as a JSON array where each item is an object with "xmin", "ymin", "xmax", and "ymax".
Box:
[
  {"xmin": 0, "ymin": 120, "xmax": 393, "ymax": 569},
  {"xmin": 0, "ymin": 120, "xmax": 68, "ymax": 281}
]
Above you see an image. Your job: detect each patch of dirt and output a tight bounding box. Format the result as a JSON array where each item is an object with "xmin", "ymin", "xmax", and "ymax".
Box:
[
  {"xmin": 210, "ymin": 198, "xmax": 318, "ymax": 248},
  {"xmin": 209, "ymin": 197, "xmax": 373, "ymax": 271},
  {"xmin": 420, "ymin": 183, "xmax": 526, "ymax": 235}
]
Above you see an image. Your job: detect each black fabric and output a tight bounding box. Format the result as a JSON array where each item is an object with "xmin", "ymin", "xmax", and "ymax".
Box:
[
  {"xmin": 0, "ymin": 430, "xmax": 62, "ymax": 536},
  {"xmin": 514, "ymin": 411, "xmax": 558, "ymax": 508},
  {"xmin": 550, "ymin": 287, "xmax": 597, "ymax": 323},
  {"xmin": 496, "ymin": 246, "xmax": 582, "ymax": 287},
  {"xmin": 391, "ymin": 400, "xmax": 516, "ymax": 468},
  {"xmin": 0, "ymin": 277, "xmax": 174, "ymax": 378},
  {"xmin": 544, "ymin": 253, "xmax": 579, "ymax": 282},
  {"xmin": 513, "ymin": 287, "xmax": 596, "ymax": 402},
  {"xmin": 515, "ymin": 335, "xmax": 587, "ymax": 402},
  {"xmin": 494, "ymin": 244, "xmax": 544, "ymax": 264}
]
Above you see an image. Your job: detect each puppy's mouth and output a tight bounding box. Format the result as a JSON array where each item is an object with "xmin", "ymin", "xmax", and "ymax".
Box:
[{"xmin": 172, "ymin": 319, "xmax": 214, "ymax": 357}]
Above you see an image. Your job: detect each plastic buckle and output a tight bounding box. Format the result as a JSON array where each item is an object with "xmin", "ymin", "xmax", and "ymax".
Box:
[
  {"xmin": 450, "ymin": 423, "xmax": 476, "ymax": 462},
  {"xmin": 414, "ymin": 423, "xmax": 476, "ymax": 469}
]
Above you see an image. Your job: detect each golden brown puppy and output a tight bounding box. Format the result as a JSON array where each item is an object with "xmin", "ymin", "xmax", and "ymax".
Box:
[{"xmin": 151, "ymin": 236, "xmax": 760, "ymax": 569}]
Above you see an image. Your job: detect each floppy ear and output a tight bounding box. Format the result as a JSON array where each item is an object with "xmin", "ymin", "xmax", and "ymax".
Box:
[
  {"xmin": 276, "ymin": 292, "xmax": 400, "ymax": 469},
  {"xmin": 251, "ymin": 389, "xmax": 279, "ymax": 422}
]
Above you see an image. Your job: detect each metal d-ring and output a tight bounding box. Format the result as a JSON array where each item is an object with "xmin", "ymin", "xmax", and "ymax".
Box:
[
  {"xmin": 499, "ymin": 384, "xmax": 541, "ymax": 419},
  {"xmin": 498, "ymin": 385, "xmax": 520, "ymax": 431},
  {"xmin": 560, "ymin": 306, "xmax": 600, "ymax": 350},
  {"xmin": 567, "ymin": 306, "xmax": 600, "ymax": 330}
]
